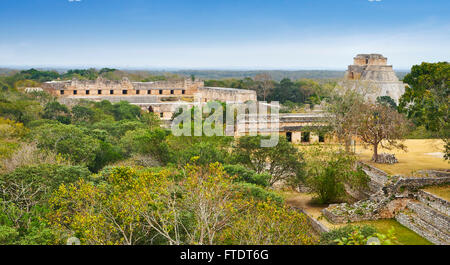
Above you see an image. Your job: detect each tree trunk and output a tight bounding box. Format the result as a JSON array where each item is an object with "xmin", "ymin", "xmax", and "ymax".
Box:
[
  {"xmin": 372, "ymin": 144, "xmax": 378, "ymax": 162},
  {"xmin": 344, "ymin": 136, "xmax": 352, "ymax": 153}
]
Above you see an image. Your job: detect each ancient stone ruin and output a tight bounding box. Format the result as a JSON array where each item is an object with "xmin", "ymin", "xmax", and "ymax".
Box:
[
  {"xmin": 42, "ymin": 77, "xmax": 257, "ymax": 121},
  {"xmin": 341, "ymin": 54, "xmax": 406, "ymax": 104},
  {"xmin": 322, "ymin": 162, "xmax": 450, "ymax": 245},
  {"xmin": 373, "ymin": 153, "xmax": 398, "ymax": 164}
]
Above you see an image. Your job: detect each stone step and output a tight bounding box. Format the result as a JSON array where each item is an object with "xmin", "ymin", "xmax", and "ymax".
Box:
[
  {"xmin": 396, "ymin": 212, "xmax": 450, "ymax": 245},
  {"xmin": 406, "ymin": 201, "xmax": 450, "ymax": 235},
  {"xmin": 418, "ymin": 190, "xmax": 450, "ymax": 216},
  {"xmin": 361, "ymin": 169, "xmax": 385, "ymax": 192}
]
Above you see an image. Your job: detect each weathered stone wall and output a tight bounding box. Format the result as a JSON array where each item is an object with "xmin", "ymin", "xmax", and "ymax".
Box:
[
  {"xmin": 292, "ymin": 207, "xmax": 329, "ymax": 234},
  {"xmin": 353, "ymin": 54, "xmax": 387, "ymax": 66},
  {"xmin": 198, "ymin": 87, "xmax": 257, "ymax": 102},
  {"xmin": 406, "ymin": 201, "xmax": 450, "ymax": 233},
  {"xmin": 45, "ymin": 77, "xmax": 258, "ymax": 121},
  {"xmin": 418, "ymin": 190, "xmax": 450, "ymax": 216},
  {"xmin": 396, "ymin": 206, "xmax": 450, "ymax": 245},
  {"xmin": 341, "ymin": 80, "xmax": 406, "ymax": 104},
  {"xmin": 384, "ymin": 174, "xmax": 450, "ymax": 196},
  {"xmin": 42, "ymin": 77, "xmax": 204, "ymax": 97},
  {"xmin": 322, "ymin": 168, "xmax": 450, "ymax": 224}
]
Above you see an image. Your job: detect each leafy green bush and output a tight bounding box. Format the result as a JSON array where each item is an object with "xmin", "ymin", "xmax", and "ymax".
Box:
[
  {"xmin": 234, "ymin": 182, "xmax": 284, "ymax": 205},
  {"xmin": 32, "ymin": 123, "xmax": 101, "ymax": 165},
  {"xmin": 223, "ymin": 164, "xmax": 270, "ymax": 187},
  {"xmin": 232, "ymin": 135, "xmax": 305, "ymax": 186},
  {"xmin": 167, "ymin": 136, "xmax": 232, "ymax": 166},
  {"xmin": 320, "ymin": 225, "xmax": 377, "ymax": 245},
  {"xmin": 305, "ymin": 150, "xmax": 368, "ymax": 204},
  {"xmin": 0, "ymin": 164, "xmax": 91, "ymax": 245},
  {"xmin": 120, "ymin": 128, "xmax": 170, "ymax": 163},
  {"xmin": 0, "ymin": 225, "xmax": 19, "ymax": 244},
  {"xmin": 406, "ymin": 125, "xmax": 440, "ymax": 139},
  {"xmin": 27, "ymin": 119, "xmax": 60, "ymax": 128},
  {"xmin": 1, "ymin": 164, "xmax": 91, "ymax": 194}
]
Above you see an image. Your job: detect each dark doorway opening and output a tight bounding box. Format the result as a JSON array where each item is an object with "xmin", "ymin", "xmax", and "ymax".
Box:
[
  {"xmin": 301, "ymin": 132, "xmax": 310, "ymax": 143},
  {"xmin": 286, "ymin": 132, "xmax": 292, "ymax": 142},
  {"xmin": 148, "ymin": 106, "xmax": 154, "ymax": 113},
  {"xmin": 319, "ymin": 133, "xmax": 325, "ymax": 143}
]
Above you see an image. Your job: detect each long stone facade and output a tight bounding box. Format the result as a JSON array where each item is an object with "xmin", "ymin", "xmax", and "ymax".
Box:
[
  {"xmin": 42, "ymin": 77, "xmax": 257, "ymax": 120},
  {"xmin": 236, "ymin": 113, "xmax": 328, "ymax": 144},
  {"xmin": 342, "ymin": 54, "xmax": 406, "ymax": 104}
]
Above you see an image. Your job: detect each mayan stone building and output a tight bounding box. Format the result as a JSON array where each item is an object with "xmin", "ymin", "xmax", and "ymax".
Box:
[
  {"xmin": 42, "ymin": 76, "xmax": 330, "ymax": 143},
  {"xmin": 342, "ymin": 54, "xmax": 406, "ymax": 103},
  {"xmin": 42, "ymin": 77, "xmax": 257, "ymax": 120}
]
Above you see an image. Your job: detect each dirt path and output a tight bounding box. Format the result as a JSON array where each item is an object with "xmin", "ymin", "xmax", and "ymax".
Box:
[{"xmin": 283, "ymin": 191, "xmax": 343, "ymax": 230}]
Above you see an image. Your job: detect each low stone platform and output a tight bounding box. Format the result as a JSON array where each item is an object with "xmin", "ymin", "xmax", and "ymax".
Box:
[
  {"xmin": 322, "ymin": 164, "xmax": 450, "ymax": 244},
  {"xmin": 396, "ymin": 200, "xmax": 450, "ymax": 245}
]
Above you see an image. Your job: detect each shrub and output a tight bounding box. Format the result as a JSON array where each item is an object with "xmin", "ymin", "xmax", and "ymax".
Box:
[
  {"xmin": 320, "ymin": 225, "xmax": 377, "ymax": 245},
  {"xmin": 120, "ymin": 128, "xmax": 170, "ymax": 163},
  {"xmin": 0, "ymin": 142, "xmax": 68, "ymax": 174},
  {"xmin": 233, "ymin": 182, "xmax": 284, "ymax": 205},
  {"xmin": 232, "ymin": 135, "xmax": 305, "ymax": 186},
  {"xmin": 223, "ymin": 164, "xmax": 270, "ymax": 187},
  {"xmin": 32, "ymin": 123, "xmax": 101, "ymax": 165},
  {"xmin": 305, "ymin": 149, "xmax": 369, "ymax": 204}
]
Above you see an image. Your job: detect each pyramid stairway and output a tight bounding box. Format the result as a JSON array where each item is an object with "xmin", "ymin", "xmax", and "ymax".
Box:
[{"xmin": 396, "ymin": 190, "xmax": 450, "ymax": 245}]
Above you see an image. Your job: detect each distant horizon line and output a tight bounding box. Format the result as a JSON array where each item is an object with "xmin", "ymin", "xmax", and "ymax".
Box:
[{"xmin": 0, "ymin": 65, "xmax": 412, "ymax": 72}]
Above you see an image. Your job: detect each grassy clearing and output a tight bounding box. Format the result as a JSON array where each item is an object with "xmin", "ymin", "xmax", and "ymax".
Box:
[
  {"xmin": 423, "ymin": 185, "xmax": 450, "ymax": 201},
  {"xmin": 355, "ymin": 139, "xmax": 449, "ymax": 176},
  {"xmin": 352, "ymin": 219, "xmax": 433, "ymax": 245}
]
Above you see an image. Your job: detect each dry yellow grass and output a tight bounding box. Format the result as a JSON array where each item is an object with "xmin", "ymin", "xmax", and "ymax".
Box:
[
  {"xmin": 355, "ymin": 139, "xmax": 449, "ymax": 177},
  {"xmin": 423, "ymin": 185, "xmax": 450, "ymax": 201}
]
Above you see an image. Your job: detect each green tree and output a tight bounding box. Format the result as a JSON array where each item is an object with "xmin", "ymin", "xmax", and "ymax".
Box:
[
  {"xmin": 0, "ymin": 164, "xmax": 90, "ymax": 244},
  {"xmin": 32, "ymin": 123, "xmax": 100, "ymax": 165},
  {"xmin": 356, "ymin": 102, "xmax": 410, "ymax": 162},
  {"xmin": 305, "ymin": 147, "xmax": 368, "ymax": 203},
  {"xmin": 223, "ymin": 164, "xmax": 271, "ymax": 187},
  {"xmin": 268, "ymin": 78, "xmax": 305, "ymax": 104},
  {"xmin": 111, "ymin": 101, "xmax": 142, "ymax": 121},
  {"xmin": 232, "ymin": 135, "xmax": 304, "ymax": 186},
  {"xmin": 377, "ymin": 96, "xmax": 397, "ymax": 109},
  {"xmin": 120, "ymin": 128, "xmax": 170, "ymax": 163},
  {"xmin": 399, "ymin": 62, "xmax": 449, "ymax": 159},
  {"xmin": 71, "ymin": 105, "xmax": 95, "ymax": 124},
  {"xmin": 43, "ymin": 101, "xmax": 71, "ymax": 124}
]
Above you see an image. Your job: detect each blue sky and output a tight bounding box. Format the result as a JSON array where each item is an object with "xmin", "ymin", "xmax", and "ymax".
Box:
[{"xmin": 0, "ymin": 0, "xmax": 449, "ymax": 70}]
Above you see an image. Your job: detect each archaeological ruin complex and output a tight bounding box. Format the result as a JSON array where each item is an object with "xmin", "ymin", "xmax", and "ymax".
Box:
[
  {"xmin": 42, "ymin": 53, "xmax": 405, "ymax": 144},
  {"xmin": 43, "ymin": 77, "xmax": 257, "ymax": 120}
]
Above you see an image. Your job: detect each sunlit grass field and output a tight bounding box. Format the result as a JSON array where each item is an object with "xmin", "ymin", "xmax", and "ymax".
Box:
[
  {"xmin": 423, "ymin": 185, "xmax": 450, "ymax": 201},
  {"xmin": 351, "ymin": 219, "xmax": 432, "ymax": 245},
  {"xmin": 296, "ymin": 139, "xmax": 449, "ymax": 177},
  {"xmin": 355, "ymin": 139, "xmax": 449, "ymax": 176}
]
